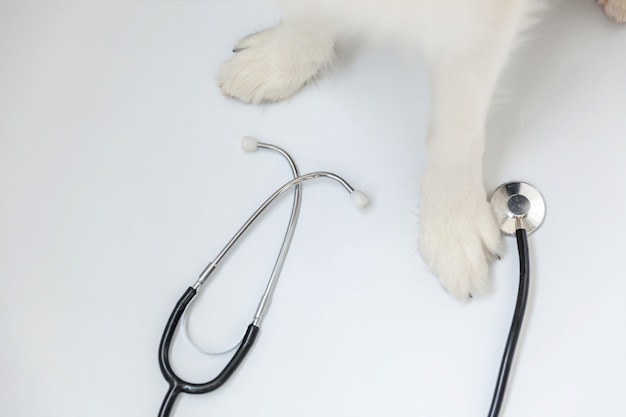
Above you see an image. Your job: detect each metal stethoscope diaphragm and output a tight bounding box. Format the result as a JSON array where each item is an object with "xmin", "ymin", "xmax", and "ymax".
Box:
[{"xmin": 491, "ymin": 181, "xmax": 546, "ymax": 236}]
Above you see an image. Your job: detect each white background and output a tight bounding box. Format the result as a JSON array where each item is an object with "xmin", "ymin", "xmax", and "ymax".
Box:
[{"xmin": 1, "ymin": 1, "xmax": 625, "ymax": 416}]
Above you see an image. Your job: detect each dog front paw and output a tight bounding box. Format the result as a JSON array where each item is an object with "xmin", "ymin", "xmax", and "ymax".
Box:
[
  {"xmin": 217, "ymin": 24, "xmax": 335, "ymax": 104},
  {"xmin": 419, "ymin": 178, "xmax": 502, "ymax": 299}
]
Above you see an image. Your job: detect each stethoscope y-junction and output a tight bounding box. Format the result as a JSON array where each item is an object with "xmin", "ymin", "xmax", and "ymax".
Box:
[{"xmin": 156, "ymin": 138, "xmax": 546, "ymax": 417}]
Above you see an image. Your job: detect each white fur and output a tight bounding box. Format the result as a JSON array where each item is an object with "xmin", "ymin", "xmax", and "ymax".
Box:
[
  {"xmin": 218, "ymin": 23, "xmax": 335, "ymax": 103},
  {"xmin": 215, "ymin": 0, "xmax": 610, "ymax": 299}
]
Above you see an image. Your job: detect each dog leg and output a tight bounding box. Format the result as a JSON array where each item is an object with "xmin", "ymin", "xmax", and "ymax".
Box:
[
  {"xmin": 217, "ymin": 22, "xmax": 336, "ymax": 103},
  {"xmin": 418, "ymin": 6, "xmax": 534, "ymax": 299}
]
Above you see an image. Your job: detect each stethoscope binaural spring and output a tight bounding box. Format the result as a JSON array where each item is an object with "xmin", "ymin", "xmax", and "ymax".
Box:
[{"xmin": 157, "ymin": 137, "xmax": 369, "ymax": 417}]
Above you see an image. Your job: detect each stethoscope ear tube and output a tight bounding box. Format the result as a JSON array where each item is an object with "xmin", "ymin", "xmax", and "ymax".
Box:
[{"xmin": 158, "ymin": 287, "xmax": 260, "ymax": 417}]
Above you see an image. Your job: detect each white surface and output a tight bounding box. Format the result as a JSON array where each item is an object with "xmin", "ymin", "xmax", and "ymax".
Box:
[{"xmin": 1, "ymin": 1, "xmax": 625, "ymax": 416}]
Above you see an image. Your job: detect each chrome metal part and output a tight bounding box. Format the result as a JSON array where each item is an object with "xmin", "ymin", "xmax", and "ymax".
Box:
[{"xmin": 490, "ymin": 181, "xmax": 546, "ymax": 236}]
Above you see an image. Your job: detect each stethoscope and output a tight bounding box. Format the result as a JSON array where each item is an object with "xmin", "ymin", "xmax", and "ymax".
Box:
[{"xmin": 156, "ymin": 138, "xmax": 546, "ymax": 417}]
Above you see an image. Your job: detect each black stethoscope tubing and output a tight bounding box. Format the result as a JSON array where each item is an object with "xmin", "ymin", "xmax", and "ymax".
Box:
[
  {"xmin": 158, "ymin": 212, "xmax": 532, "ymax": 417},
  {"xmin": 156, "ymin": 139, "xmax": 539, "ymax": 417},
  {"xmin": 488, "ymin": 227, "xmax": 530, "ymax": 417},
  {"xmin": 159, "ymin": 225, "xmax": 532, "ymax": 417},
  {"xmin": 158, "ymin": 287, "xmax": 260, "ymax": 417}
]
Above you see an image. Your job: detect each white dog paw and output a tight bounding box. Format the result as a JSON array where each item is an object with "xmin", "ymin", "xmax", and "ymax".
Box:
[
  {"xmin": 598, "ymin": 0, "xmax": 626, "ymax": 22},
  {"xmin": 419, "ymin": 179, "xmax": 502, "ymax": 300},
  {"xmin": 217, "ymin": 24, "xmax": 335, "ymax": 104}
]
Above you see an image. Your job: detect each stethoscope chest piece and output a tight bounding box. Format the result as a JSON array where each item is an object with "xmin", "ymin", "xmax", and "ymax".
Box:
[{"xmin": 490, "ymin": 181, "xmax": 546, "ymax": 236}]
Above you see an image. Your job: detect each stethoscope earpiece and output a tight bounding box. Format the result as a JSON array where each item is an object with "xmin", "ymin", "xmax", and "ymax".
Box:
[
  {"xmin": 241, "ymin": 136, "xmax": 259, "ymax": 152},
  {"xmin": 490, "ymin": 181, "xmax": 546, "ymax": 236},
  {"xmin": 350, "ymin": 190, "xmax": 370, "ymax": 209}
]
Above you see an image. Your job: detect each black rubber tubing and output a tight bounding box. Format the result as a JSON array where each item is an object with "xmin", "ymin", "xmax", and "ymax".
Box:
[
  {"xmin": 158, "ymin": 287, "xmax": 260, "ymax": 417},
  {"xmin": 157, "ymin": 230, "xmax": 530, "ymax": 417},
  {"xmin": 487, "ymin": 228, "xmax": 530, "ymax": 417}
]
